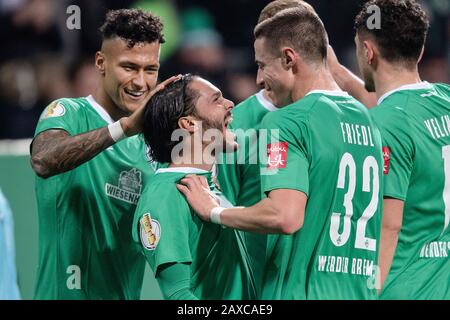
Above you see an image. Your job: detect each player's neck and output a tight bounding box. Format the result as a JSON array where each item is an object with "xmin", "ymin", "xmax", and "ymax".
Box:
[
  {"xmin": 374, "ymin": 64, "xmax": 422, "ymax": 102},
  {"xmin": 169, "ymin": 139, "xmax": 214, "ymax": 172},
  {"xmin": 292, "ymin": 66, "xmax": 341, "ymax": 102},
  {"xmin": 92, "ymin": 86, "xmax": 128, "ymax": 121}
]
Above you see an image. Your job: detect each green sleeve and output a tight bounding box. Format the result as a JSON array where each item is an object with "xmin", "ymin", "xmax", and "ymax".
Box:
[
  {"xmin": 135, "ymin": 185, "xmax": 192, "ymax": 274},
  {"xmin": 34, "ymin": 99, "xmax": 81, "ymax": 137},
  {"xmin": 156, "ymin": 263, "xmax": 198, "ymax": 300},
  {"xmin": 260, "ymin": 112, "xmax": 310, "ymax": 196},
  {"xmin": 372, "ymin": 108, "xmax": 414, "ymax": 200}
]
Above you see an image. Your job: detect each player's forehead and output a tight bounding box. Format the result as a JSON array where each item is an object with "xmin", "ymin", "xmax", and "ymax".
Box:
[
  {"xmin": 102, "ymin": 37, "xmax": 161, "ymax": 65},
  {"xmin": 190, "ymin": 78, "xmax": 221, "ymax": 100},
  {"xmin": 254, "ymin": 38, "xmax": 275, "ymax": 64}
]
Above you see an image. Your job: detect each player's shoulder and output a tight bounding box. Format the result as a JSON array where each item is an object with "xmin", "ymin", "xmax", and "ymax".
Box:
[
  {"xmin": 137, "ymin": 172, "xmax": 188, "ymax": 213},
  {"xmin": 232, "ymin": 94, "xmax": 259, "ymax": 115},
  {"xmin": 433, "ymin": 83, "xmax": 450, "ymax": 96},
  {"xmin": 231, "ymin": 92, "xmax": 274, "ymax": 129},
  {"xmin": 39, "ymin": 97, "xmax": 87, "ymax": 120}
]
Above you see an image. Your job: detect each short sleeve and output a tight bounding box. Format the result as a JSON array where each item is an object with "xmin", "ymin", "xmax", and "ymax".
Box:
[
  {"xmin": 34, "ymin": 99, "xmax": 81, "ymax": 137},
  {"xmin": 260, "ymin": 112, "xmax": 310, "ymax": 196},
  {"xmin": 133, "ymin": 185, "xmax": 192, "ymax": 275},
  {"xmin": 371, "ymin": 108, "xmax": 414, "ymax": 201}
]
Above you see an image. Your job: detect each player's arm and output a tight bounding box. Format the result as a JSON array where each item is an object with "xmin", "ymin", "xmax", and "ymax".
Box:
[
  {"xmin": 177, "ymin": 175, "xmax": 307, "ymax": 234},
  {"xmin": 30, "ymin": 75, "xmax": 180, "ymax": 179},
  {"xmin": 156, "ymin": 263, "xmax": 198, "ymax": 300},
  {"xmin": 378, "ymin": 198, "xmax": 404, "ymax": 291},
  {"xmin": 327, "ymin": 45, "xmax": 377, "ymax": 109},
  {"xmin": 31, "ymin": 127, "xmax": 115, "ymax": 179}
]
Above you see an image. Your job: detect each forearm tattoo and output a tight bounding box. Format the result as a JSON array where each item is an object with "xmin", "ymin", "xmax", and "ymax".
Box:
[{"xmin": 31, "ymin": 127, "xmax": 115, "ymax": 178}]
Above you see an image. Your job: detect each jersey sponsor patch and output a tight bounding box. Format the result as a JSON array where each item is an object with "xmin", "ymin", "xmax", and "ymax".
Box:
[
  {"xmin": 382, "ymin": 146, "xmax": 391, "ymax": 174},
  {"xmin": 139, "ymin": 212, "xmax": 160, "ymax": 250},
  {"xmin": 40, "ymin": 101, "xmax": 66, "ymax": 120},
  {"xmin": 267, "ymin": 142, "xmax": 288, "ymax": 169},
  {"xmin": 105, "ymin": 168, "xmax": 142, "ymax": 204}
]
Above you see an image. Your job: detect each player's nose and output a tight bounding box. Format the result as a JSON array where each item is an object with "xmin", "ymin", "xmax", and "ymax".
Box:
[{"xmin": 256, "ymin": 69, "xmax": 265, "ymax": 89}]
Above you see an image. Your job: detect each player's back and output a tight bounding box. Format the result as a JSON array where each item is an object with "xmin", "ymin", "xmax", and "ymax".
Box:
[
  {"xmin": 371, "ymin": 82, "xmax": 450, "ymax": 299},
  {"xmin": 261, "ymin": 91, "xmax": 383, "ymax": 299}
]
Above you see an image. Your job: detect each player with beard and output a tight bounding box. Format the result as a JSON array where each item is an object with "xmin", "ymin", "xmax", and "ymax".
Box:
[
  {"xmin": 178, "ymin": 9, "xmax": 384, "ymax": 300},
  {"xmin": 353, "ymin": 0, "xmax": 450, "ymax": 299},
  {"xmin": 133, "ymin": 74, "xmax": 256, "ymax": 300}
]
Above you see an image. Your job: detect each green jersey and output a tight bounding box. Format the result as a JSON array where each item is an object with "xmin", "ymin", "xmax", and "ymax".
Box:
[
  {"xmin": 33, "ymin": 96, "xmax": 155, "ymax": 299},
  {"xmin": 261, "ymin": 90, "xmax": 383, "ymax": 300},
  {"xmin": 371, "ymin": 82, "xmax": 450, "ymax": 300},
  {"xmin": 132, "ymin": 167, "xmax": 256, "ymax": 300},
  {"xmin": 217, "ymin": 90, "xmax": 278, "ymax": 297}
]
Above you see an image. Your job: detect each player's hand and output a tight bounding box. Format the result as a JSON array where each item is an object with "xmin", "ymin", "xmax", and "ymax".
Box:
[
  {"xmin": 120, "ymin": 74, "xmax": 182, "ymax": 137},
  {"xmin": 176, "ymin": 174, "xmax": 219, "ymax": 222}
]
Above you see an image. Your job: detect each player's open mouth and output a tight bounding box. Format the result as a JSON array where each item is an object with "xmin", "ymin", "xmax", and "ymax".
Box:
[
  {"xmin": 124, "ymin": 88, "xmax": 147, "ymax": 98},
  {"xmin": 224, "ymin": 116, "xmax": 232, "ymax": 129}
]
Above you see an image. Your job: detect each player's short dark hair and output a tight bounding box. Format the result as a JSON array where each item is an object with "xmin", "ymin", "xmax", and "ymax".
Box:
[
  {"xmin": 99, "ymin": 9, "xmax": 165, "ymax": 48},
  {"xmin": 257, "ymin": 0, "xmax": 314, "ymax": 24},
  {"xmin": 254, "ymin": 7, "xmax": 328, "ymax": 63},
  {"xmin": 143, "ymin": 74, "xmax": 200, "ymax": 163},
  {"xmin": 354, "ymin": 0, "xmax": 429, "ymax": 65}
]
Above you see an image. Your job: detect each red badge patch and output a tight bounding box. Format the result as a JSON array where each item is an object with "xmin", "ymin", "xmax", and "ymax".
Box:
[
  {"xmin": 382, "ymin": 146, "xmax": 391, "ymax": 174},
  {"xmin": 267, "ymin": 142, "xmax": 288, "ymax": 169}
]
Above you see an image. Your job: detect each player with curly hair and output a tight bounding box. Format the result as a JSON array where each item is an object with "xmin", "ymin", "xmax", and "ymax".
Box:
[
  {"xmin": 30, "ymin": 9, "xmax": 178, "ymax": 299},
  {"xmin": 354, "ymin": 0, "xmax": 450, "ymax": 299}
]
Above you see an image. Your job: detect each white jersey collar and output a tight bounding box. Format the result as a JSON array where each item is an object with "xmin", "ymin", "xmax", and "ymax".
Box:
[
  {"xmin": 86, "ymin": 95, "xmax": 115, "ymax": 124},
  {"xmin": 155, "ymin": 167, "xmax": 210, "ymax": 175},
  {"xmin": 305, "ymin": 90, "xmax": 350, "ymax": 97},
  {"xmin": 255, "ymin": 90, "xmax": 278, "ymax": 112},
  {"xmin": 377, "ymin": 81, "xmax": 432, "ymax": 105}
]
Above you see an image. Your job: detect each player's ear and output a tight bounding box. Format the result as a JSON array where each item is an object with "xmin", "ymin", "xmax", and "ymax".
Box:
[
  {"xmin": 95, "ymin": 51, "xmax": 106, "ymax": 76},
  {"xmin": 178, "ymin": 116, "xmax": 197, "ymax": 133},
  {"xmin": 418, "ymin": 46, "xmax": 425, "ymax": 63},
  {"xmin": 281, "ymin": 47, "xmax": 296, "ymax": 70},
  {"xmin": 363, "ymin": 40, "xmax": 376, "ymax": 66}
]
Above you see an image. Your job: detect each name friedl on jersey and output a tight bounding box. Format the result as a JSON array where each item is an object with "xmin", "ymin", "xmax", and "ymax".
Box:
[{"xmin": 340, "ymin": 122, "xmax": 375, "ymax": 147}]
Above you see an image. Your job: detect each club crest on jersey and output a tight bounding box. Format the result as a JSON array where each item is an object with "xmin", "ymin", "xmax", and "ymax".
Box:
[
  {"xmin": 382, "ymin": 146, "xmax": 391, "ymax": 174},
  {"xmin": 267, "ymin": 142, "xmax": 288, "ymax": 169},
  {"xmin": 40, "ymin": 101, "xmax": 66, "ymax": 119},
  {"xmin": 105, "ymin": 168, "xmax": 142, "ymax": 204},
  {"xmin": 140, "ymin": 213, "xmax": 160, "ymax": 250}
]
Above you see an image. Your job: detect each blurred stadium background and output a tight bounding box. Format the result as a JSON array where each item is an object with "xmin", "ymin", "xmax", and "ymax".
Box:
[{"xmin": 0, "ymin": 0, "xmax": 448, "ymax": 299}]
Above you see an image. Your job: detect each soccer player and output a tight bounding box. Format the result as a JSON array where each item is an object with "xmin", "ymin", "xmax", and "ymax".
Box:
[
  {"xmin": 353, "ymin": 0, "xmax": 450, "ymax": 299},
  {"xmin": 217, "ymin": 0, "xmax": 316, "ymax": 298},
  {"xmin": 134, "ymin": 74, "xmax": 256, "ymax": 300},
  {"xmin": 178, "ymin": 8, "xmax": 384, "ymax": 299},
  {"xmin": 30, "ymin": 9, "xmax": 178, "ymax": 299}
]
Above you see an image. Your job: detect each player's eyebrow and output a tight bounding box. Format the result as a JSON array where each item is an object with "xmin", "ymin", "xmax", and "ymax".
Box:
[
  {"xmin": 119, "ymin": 61, "xmax": 160, "ymax": 69},
  {"xmin": 210, "ymin": 91, "xmax": 222, "ymax": 102}
]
